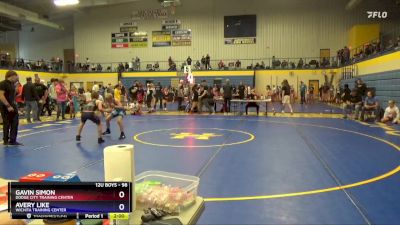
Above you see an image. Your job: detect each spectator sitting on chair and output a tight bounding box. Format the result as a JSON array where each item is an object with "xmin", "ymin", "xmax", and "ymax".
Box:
[
  {"xmin": 218, "ymin": 60, "xmax": 225, "ymax": 70},
  {"xmin": 343, "ymin": 89, "xmax": 362, "ymax": 120},
  {"xmin": 246, "ymin": 88, "xmax": 259, "ymax": 116},
  {"xmin": 235, "ymin": 60, "xmax": 241, "ymax": 69},
  {"xmin": 360, "ymin": 91, "xmax": 380, "ymax": 122},
  {"xmin": 193, "ymin": 61, "xmax": 200, "ymax": 70},
  {"xmin": 154, "ymin": 62, "xmax": 160, "ymax": 71},
  {"xmin": 281, "ymin": 60, "xmax": 288, "ymax": 69},
  {"xmin": 381, "ymin": 100, "xmax": 399, "ymax": 124}
]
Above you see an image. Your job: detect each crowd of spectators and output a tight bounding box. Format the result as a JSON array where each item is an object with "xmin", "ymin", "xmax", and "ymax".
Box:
[
  {"xmin": 2, "ymin": 35, "xmax": 399, "ymax": 73},
  {"xmin": 340, "ymin": 78, "xmax": 399, "ymax": 124}
]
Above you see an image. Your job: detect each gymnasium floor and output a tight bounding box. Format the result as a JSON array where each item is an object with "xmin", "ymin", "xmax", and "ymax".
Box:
[{"xmin": 1, "ymin": 103, "xmax": 400, "ymax": 224}]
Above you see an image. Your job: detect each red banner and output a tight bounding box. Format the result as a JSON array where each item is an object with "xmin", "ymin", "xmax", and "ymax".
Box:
[{"xmin": 112, "ymin": 43, "xmax": 129, "ymax": 48}]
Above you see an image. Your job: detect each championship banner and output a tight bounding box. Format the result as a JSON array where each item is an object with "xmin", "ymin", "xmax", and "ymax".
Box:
[
  {"xmin": 152, "ymin": 31, "xmax": 171, "ymax": 47},
  {"xmin": 171, "ymin": 29, "xmax": 192, "ymax": 46},
  {"xmin": 129, "ymin": 31, "xmax": 148, "ymax": 48},
  {"xmin": 224, "ymin": 37, "xmax": 256, "ymax": 45}
]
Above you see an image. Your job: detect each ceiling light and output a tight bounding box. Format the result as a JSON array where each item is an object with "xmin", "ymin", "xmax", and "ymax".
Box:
[{"xmin": 54, "ymin": 0, "xmax": 80, "ymax": 7}]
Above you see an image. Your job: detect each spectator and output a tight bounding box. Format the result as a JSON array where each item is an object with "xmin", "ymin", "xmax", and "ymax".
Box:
[
  {"xmin": 201, "ymin": 56, "xmax": 206, "ymax": 69},
  {"xmin": 69, "ymin": 85, "xmax": 79, "ymax": 119},
  {"xmin": 299, "ymin": 81, "xmax": 307, "ymax": 104},
  {"xmin": 56, "ymin": 79, "xmax": 68, "ymax": 120},
  {"xmin": 135, "ymin": 56, "xmax": 141, "ymax": 70},
  {"xmin": 186, "ymin": 56, "xmax": 192, "ymax": 66},
  {"xmin": 155, "ymin": 82, "xmax": 163, "ymax": 110},
  {"xmin": 235, "ymin": 60, "xmax": 241, "ymax": 69},
  {"xmin": 96, "ymin": 64, "xmax": 103, "ymax": 72},
  {"xmin": 154, "ymin": 62, "xmax": 160, "ymax": 71},
  {"xmin": 218, "ymin": 60, "xmax": 225, "ymax": 70},
  {"xmin": 381, "ymin": 100, "xmax": 399, "ymax": 124},
  {"xmin": 205, "ymin": 54, "xmax": 211, "ymax": 70},
  {"xmin": 222, "ymin": 79, "xmax": 233, "ymax": 113},
  {"xmin": 360, "ymin": 91, "xmax": 380, "ymax": 121},
  {"xmin": 168, "ymin": 56, "xmax": 174, "ymax": 67},
  {"xmin": 198, "ymin": 81, "xmax": 213, "ymax": 114},
  {"xmin": 238, "ymin": 82, "xmax": 245, "ymax": 99},
  {"xmin": 297, "ymin": 58, "xmax": 304, "ymax": 68},
  {"xmin": 278, "ymin": 79, "xmax": 293, "ymax": 114},
  {"xmin": 34, "ymin": 76, "xmax": 48, "ymax": 121},
  {"xmin": 355, "ymin": 78, "xmax": 367, "ymax": 101},
  {"xmin": 343, "ymin": 46, "xmax": 350, "ymax": 64},
  {"xmin": 176, "ymin": 80, "xmax": 185, "ymax": 111},
  {"xmin": 22, "ymin": 77, "xmax": 39, "ymax": 123},
  {"xmin": 261, "ymin": 61, "xmax": 265, "ymax": 69},
  {"xmin": 194, "ymin": 61, "xmax": 201, "ymax": 70},
  {"xmin": 15, "ymin": 81, "xmax": 24, "ymax": 115},
  {"xmin": 0, "ymin": 70, "xmax": 22, "ymax": 145},
  {"xmin": 189, "ymin": 84, "xmax": 199, "ymax": 113},
  {"xmin": 245, "ymin": 87, "xmax": 259, "ymax": 116},
  {"xmin": 343, "ymin": 89, "xmax": 362, "ymax": 120}
]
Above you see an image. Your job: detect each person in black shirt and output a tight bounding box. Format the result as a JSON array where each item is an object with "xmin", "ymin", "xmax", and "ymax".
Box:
[
  {"xmin": 355, "ymin": 79, "xmax": 367, "ymax": 100},
  {"xmin": 190, "ymin": 84, "xmax": 199, "ymax": 113},
  {"xmin": 186, "ymin": 56, "xmax": 192, "ymax": 66},
  {"xmin": 222, "ymin": 79, "xmax": 233, "ymax": 113},
  {"xmin": 341, "ymin": 84, "xmax": 351, "ymax": 103},
  {"xmin": 238, "ymin": 82, "xmax": 245, "ymax": 99},
  {"xmin": 276, "ymin": 79, "xmax": 293, "ymax": 114},
  {"xmin": 199, "ymin": 82, "xmax": 213, "ymax": 114},
  {"xmin": 343, "ymin": 88, "xmax": 362, "ymax": 119},
  {"xmin": 154, "ymin": 82, "xmax": 163, "ymax": 110},
  {"xmin": 245, "ymin": 88, "xmax": 259, "ymax": 115},
  {"xmin": 34, "ymin": 77, "xmax": 48, "ymax": 121},
  {"xmin": 205, "ymin": 54, "xmax": 211, "ymax": 70},
  {"xmin": 22, "ymin": 77, "xmax": 39, "ymax": 123},
  {"xmin": 128, "ymin": 81, "xmax": 139, "ymax": 103},
  {"xmin": 0, "ymin": 70, "xmax": 22, "ymax": 145}
]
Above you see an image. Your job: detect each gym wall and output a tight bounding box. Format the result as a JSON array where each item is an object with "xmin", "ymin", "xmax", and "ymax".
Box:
[{"xmin": 73, "ymin": 0, "xmax": 399, "ymax": 64}]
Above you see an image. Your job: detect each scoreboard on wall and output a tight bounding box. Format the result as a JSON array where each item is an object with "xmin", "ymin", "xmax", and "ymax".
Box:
[{"xmin": 8, "ymin": 182, "xmax": 132, "ymax": 219}]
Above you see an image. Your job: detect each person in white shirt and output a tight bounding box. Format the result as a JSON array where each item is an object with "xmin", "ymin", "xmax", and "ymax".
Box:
[{"xmin": 381, "ymin": 100, "xmax": 399, "ymax": 124}]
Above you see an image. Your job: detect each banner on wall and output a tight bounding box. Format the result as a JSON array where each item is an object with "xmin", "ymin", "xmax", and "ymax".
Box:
[
  {"xmin": 152, "ymin": 31, "xmax": 172, "ymax": 47},
  {"xmin": 129, "ymin": 32, "xmax": 148, "ymax": 48},
  {"xmin": 132, "ymin": 9, "xmax": 169, "ymax": 20},
  {"xmin": 111, "ymin": 33, "xmax": 129, "ymax": 48},
  {"xmin": 120, "ymin": 26, "xmax": 138, "ymax": 33},
  {"xmin": 171, "ymin": 29, "xmax": 192, "ymax": 46},
  {"xmin": 162, "ymin": 25, "xmax": 179, "ymax": 30},
  {"xmin": 112, "ymin": 43, "xmax": 129, "ymax": 48},
  {"xmin": 224, "ymin": 37, "xmax": 256, "ymax": 45}
]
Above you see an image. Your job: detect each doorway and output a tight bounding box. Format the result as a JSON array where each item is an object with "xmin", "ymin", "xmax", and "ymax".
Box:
[{"xmin": 309, "ymin": 80, "xmax": 319, "ymax": 97}]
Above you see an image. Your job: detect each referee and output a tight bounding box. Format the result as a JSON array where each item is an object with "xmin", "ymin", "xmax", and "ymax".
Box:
[{"xmin": 0, "ymin": 70, "xmax": 22, "ymax": 146}]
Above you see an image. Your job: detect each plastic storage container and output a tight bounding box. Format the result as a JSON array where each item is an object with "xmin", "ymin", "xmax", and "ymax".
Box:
[{"xmin": 135, "ymin": 171, "xmax": 200, "ymax": 213}]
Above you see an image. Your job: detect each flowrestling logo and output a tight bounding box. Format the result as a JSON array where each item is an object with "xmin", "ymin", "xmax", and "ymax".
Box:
[{"xmin": 367, "ymin": 11, "xmax": 388, "ymax": 18}]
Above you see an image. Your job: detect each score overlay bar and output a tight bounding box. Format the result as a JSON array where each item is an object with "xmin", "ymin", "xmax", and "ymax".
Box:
[{"xmin": 8, "ymin": 182, "xmax": 132, "ymax": 219}]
